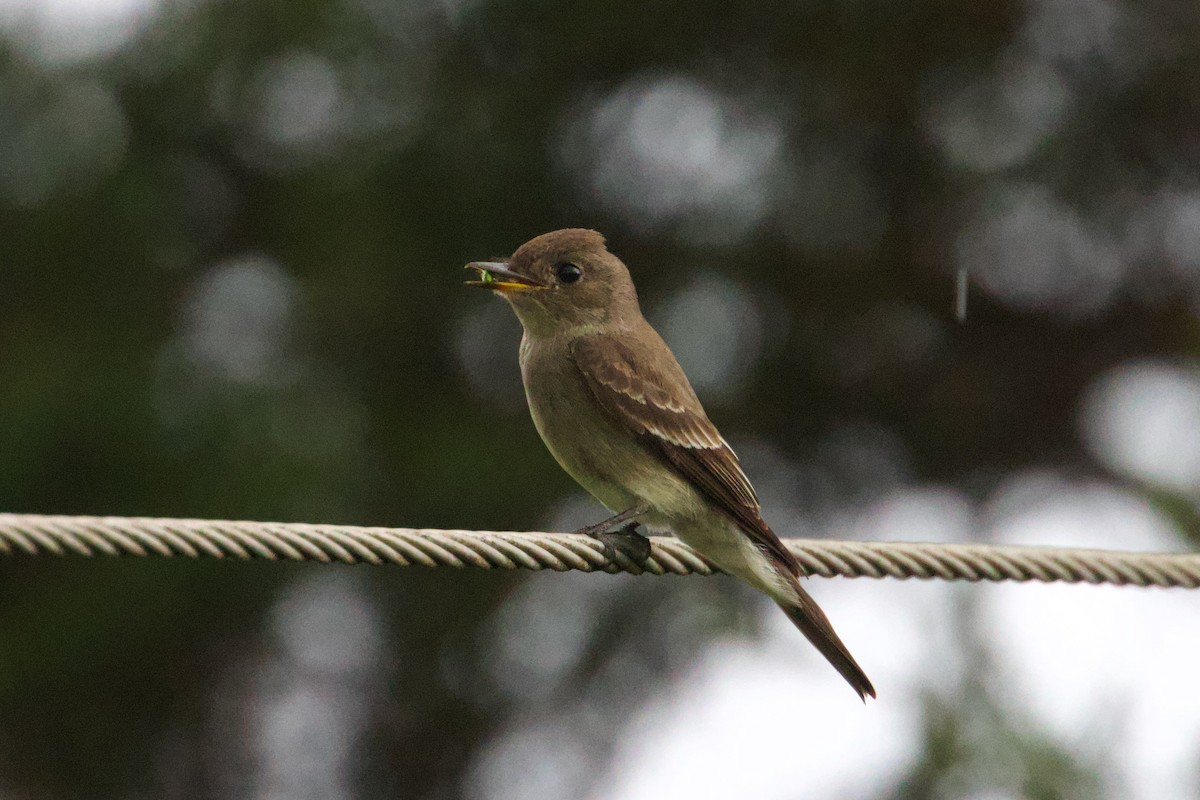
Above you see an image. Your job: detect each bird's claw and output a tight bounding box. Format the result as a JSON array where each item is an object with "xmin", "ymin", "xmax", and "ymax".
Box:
[{"xmin": 589, "ymin": 522, "xmax": 652, "ymax": 566}]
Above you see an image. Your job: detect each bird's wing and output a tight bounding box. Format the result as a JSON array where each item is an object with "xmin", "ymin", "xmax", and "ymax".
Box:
[
  {"xmin": 572, "ymin": 332, "xmax": 876, "ymax": 700},
  {"xmin": 570, "ymin": 332, "xmax": 799, "ymax": 573}
]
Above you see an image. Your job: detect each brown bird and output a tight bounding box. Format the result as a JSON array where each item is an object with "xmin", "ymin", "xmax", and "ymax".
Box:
[{"xmin": 466, "ymin": 229, "xmax": 875, "ymax": 700}]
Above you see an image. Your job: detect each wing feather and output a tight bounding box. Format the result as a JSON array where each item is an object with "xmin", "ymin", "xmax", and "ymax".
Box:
[
  {"xmin": 571, "ymin": 333, "xmax": 796, "ymax": 572},
  {"xmin": 571, "ymin": 332, "xmax": 876, "ymax": 699}
]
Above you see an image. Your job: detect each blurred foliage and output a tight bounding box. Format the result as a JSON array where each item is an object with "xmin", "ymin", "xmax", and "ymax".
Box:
[{"xmin": 2, "ymin": 0, "xmax": 1200, "ymax": 796}]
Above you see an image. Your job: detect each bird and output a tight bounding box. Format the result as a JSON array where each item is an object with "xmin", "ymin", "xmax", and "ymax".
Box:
[{"xmin": 464, "ymin": 229, "xmax": 875, "ymax": 700}]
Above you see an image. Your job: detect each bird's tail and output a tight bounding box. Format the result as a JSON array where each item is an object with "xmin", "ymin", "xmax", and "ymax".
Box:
[{"xmin": 775, "ymin": 580, "xmax": 876, "ymax": 701}]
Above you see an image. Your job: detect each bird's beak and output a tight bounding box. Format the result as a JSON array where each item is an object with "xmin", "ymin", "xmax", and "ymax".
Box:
[{"xmin": 464, "ymin": 262, "xmax": 547, "ymax": 292}]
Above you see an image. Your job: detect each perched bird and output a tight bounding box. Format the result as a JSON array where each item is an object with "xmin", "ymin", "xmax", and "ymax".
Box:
[{"xmin": 465, "ymin": 229, "xmax": 875, "ymax": 700}]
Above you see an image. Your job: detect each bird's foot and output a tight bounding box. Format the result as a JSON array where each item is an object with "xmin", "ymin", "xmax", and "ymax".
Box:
[
  {"xmin": 591, "ymin": 522, "xmax": 652, "ymax": 565},
  {"xmin": 572, "ymin": 505, "xmax": 651, "ymax": 565}
]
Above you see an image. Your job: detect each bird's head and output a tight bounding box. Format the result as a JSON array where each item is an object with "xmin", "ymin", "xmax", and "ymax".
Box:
[{"xmin": 465, "ymin": 229, "xmax": 640, "ymax": 336}]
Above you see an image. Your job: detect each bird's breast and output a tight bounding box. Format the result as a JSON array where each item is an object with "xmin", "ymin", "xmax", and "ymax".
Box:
[{"xmin": 519, "ymin": 335, "xmax": 699, "ymax": 517}]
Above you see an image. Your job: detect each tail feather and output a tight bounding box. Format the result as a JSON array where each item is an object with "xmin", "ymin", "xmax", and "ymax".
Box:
[{"xmin": 776, "ymin": 583, "xmax": 876, "ymax": 701}]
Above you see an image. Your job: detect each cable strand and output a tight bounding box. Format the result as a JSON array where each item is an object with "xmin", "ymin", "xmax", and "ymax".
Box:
[{"xmin": 0, "ymin": 514, "xmax": 1196, "ymax": 588}]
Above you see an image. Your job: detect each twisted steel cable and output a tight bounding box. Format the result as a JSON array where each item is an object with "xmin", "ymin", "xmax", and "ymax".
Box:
[{"xmin": 0, "ymin": 514, "xmax": 1197, "ymax": 588}]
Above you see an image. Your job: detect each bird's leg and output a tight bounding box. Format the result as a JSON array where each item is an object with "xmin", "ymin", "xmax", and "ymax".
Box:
[
  {"xmin": 573, "ymin": 504, "xmax": 652, "ymax": 564},
  {"xmin": 572, "ymin": 503, "xmax": 647, "ymax": 537}
]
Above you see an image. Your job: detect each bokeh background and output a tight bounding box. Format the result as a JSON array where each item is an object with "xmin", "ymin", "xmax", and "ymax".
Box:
[{"xmin": 2, "ymin": 0, "xmax": 1200, "ymax": 797}]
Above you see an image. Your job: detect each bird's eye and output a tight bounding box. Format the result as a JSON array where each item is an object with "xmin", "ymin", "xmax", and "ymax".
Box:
[{"xmin": 555, "ymin": 262, "xmax": 582, "ymax": 284}]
